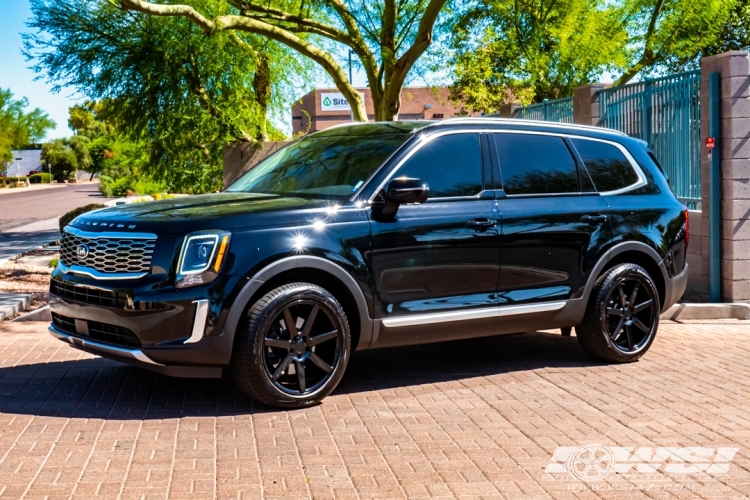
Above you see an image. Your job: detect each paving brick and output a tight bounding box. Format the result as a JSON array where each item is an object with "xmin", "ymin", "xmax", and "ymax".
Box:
[{"xmin": 1, "ymin": 321, "xmax": 750, "ymax": 498}]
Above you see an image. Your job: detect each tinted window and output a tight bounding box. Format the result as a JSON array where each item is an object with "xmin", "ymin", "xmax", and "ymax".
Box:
[
  {"xmin": 494, "ymin": 134, "xmax": 579, "ymax": 195},
  {"xmin": 226, "ymin": 133, "xmax": 410, "ymax": 198},
  {"xmin": 571, "ymin": 138, "xmax": 639, "ymax": 192},
  {"xmin": 395, "ymin": 133, "xmax": 482, "ymax": 198}
]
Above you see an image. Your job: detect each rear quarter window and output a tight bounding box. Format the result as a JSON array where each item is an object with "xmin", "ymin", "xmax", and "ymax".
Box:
[{"xmin": 571, "ymin": 138, "xmax": 639, "ymax": 192}]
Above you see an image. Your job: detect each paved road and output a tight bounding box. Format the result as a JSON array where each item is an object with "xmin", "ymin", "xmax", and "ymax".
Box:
[
  {"xmin": 0, "ymin": 183, "xmax": 109, "ymax": 260},
  {"xmin": 0, "ymin": 321, "xmax": 748, "ymax": 498},
  {"xmin": 0, "ymin": 183, "xmax": 107, "ymax": 232}
]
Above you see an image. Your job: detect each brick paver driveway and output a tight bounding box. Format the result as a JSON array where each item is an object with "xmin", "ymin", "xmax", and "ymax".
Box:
[{"xmin": 0, "ymin": 321, "xmax": 749, "ymax": 499}]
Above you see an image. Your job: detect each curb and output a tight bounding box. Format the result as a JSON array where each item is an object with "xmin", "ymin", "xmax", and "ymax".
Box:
[
  {"xmin": 661, "ymin": 302, "xmax": 750, "ymax": 321},
  {"xmin": 0, "ymin": 293, "xmax": 33, "ymax": 321},
  {"xmin": 12, "ymin": 305, "xmax": 51, "ymax": 322}
]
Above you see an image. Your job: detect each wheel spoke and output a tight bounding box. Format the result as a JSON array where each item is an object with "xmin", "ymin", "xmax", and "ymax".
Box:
[
  {"xmin": 633, "ymin": 317, "xmax": 650, "ymax": 333},
  {"xmin": 265, "ymin": 338, "xmax": 291, "ymax": 350},
  {"xmin": 309, "ymin": 352, "xmax": 333, "ymax": 374},
  {"xmin": 272, "ymin": 354, "xmax": 292, "ymax": 381},
  {"xmin": 625, "ymin": 325, "xmax": 634, "ymax": 350},
  {"xmin": 606, "ymin": 308, "xmax": 622, "ymax": 317},
  {"xmin": 295, "ymin": 360, "xmax": 306, "ymax": 393},
  {"xmin": 309, "ymin": 329, "xmax": 338, "ymax": 347},
  {"xmin": 628, "ymin": 282, "xmax": 640, "ymax": 308},
  {"xmin": 633, "ymin": 299, "xmax": 653, "ymax": 313},
  {"xmin": 300, "ymin": 305, "xmax": 319, "ymax": 338},
  {"xmin": 611, "ymin": 318, "xmax": 625, "ymax": 340},
  {"xmin": 283, "ymin": 308, "xmax": 298, "ymax": 337},
  {"xmin": 618, "ymin": 285, "xmax": 627, "ymax": 307}
]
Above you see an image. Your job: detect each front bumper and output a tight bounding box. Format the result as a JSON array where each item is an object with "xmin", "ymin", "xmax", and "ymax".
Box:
[{"xmin": 49, "ymin": 324, "xmax": 222, "ymax": 378}]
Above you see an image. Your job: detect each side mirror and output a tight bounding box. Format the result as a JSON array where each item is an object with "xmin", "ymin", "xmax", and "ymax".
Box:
[{"xmin": 379, "ymin": 177, "xmax": 429, "ymax": 216}]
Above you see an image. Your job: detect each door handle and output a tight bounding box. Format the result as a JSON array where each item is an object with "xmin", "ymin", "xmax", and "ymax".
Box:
[
  {"xmin": 466, "ymin": 218, "xmax": 498, "ymax": 231},
  {"xmin": 581, "ymin": 214, "xmax": 609, "ymax": 224}
]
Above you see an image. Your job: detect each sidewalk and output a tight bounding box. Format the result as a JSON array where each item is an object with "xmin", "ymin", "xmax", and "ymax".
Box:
[{"xmin": 0, "ymin": 182, "xmax": 67, "ymax": 196}]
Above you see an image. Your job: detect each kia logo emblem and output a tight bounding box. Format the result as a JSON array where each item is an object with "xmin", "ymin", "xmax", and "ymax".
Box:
[{"xmin": 76, "ymin": 244, "xmax": 89, "ymax": 259}]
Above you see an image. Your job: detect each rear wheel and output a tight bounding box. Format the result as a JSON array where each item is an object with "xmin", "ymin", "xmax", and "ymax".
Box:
[
  {"xmin": 576, "ymin": 263, "xmax": 660, "ymax": 363},
  {"xmin": 231, "ymin": 282, "xmax": 351, "ymax": 408}
]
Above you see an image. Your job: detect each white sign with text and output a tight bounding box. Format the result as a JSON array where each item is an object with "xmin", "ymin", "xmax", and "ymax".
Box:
[{"xmin": 320, "ymin": 92, "xmax": 365, "ymax": 111}]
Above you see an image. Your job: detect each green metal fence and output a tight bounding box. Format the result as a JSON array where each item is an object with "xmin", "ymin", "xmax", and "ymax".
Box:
[
  {"xmin": 516, "ymin": 97, "xmax": 574, "ymax": 123},
  {"xmin": 598, "ymin": 71, "xmax": 702, "ymax": 209}
]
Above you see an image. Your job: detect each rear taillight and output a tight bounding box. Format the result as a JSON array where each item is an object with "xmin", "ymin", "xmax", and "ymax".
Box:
[{"xmin": 684, "ymin": 207, "xmax": 689, "ymax": 249}]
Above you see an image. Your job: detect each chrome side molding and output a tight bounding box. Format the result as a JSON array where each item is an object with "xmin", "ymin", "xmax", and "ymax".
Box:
[
  {"xmin": 184, "ymin": 300, "xmax": 209, "ymax": 344},
  {"xmin": 381, "ymin": 301, "xmax": 566, "ymax": 328},
  {"xmin": 58, "ymin": 262, "xmax": 148, "ymax": 280},
  {"xmin": 48, "ymin": 325, "xmax": 163, "ymax": 366}
]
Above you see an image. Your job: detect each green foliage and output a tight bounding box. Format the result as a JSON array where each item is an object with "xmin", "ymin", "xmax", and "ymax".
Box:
[
  {"xmin": 28, "ymin": 173, "xmax": 52, "ymax": 184},
  {"xmin": 41, "ymin": 139, "xmax": 78, "ymax": 182},
  {"xmin": 59, "ymin": 203, "xmax": 108, "ymax": 232},
  {"xmin": 25, "ymin": 0, "xmax": 312, "ymax": 193},
  {"xmin": 48, "ymin": 258, "xmax": 58, "ymax": 268},
  {"xmin": 446, "ymin": 0, "xmax": 736, "ymax": 110},
  {"xmin": 0, "ymin": 89, "xmax": 55, "ymax": 162}
]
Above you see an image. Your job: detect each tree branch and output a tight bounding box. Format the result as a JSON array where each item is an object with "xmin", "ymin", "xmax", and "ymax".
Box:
[
  {"xmin": 120, "ymin": 0, "xmax": 215, "ymax": 33},
  {"xmin": 612, "ymin": 0, "xmax": 666, "ymax": 87}
]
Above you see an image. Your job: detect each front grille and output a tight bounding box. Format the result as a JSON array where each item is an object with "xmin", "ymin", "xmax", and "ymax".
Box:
[
  {"xmin": 87, "ymin": 321, "xmax": 141, "ymax": 347},
  {"xmin": 51, "ymin": 312, "xmax": 141, "ymax": 348},
  {"xmin": 61, "ymin": 231, "xmax": 155, "ymax": 274},
  {"xmin": 50, "ymin": 280, "xmax": 128, "ymax": 308},
  {"xmin": 52, "ymin": 312, "xmax": 76, "ymax": 334}
]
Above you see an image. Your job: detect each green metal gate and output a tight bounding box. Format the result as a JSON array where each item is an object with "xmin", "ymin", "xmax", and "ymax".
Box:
[
  {"xmin": 598, "ymin": 71, "xmax": 701, "ymax": 209},
  {"xmin": 516, "ymin": 97, "xmax": 574, "ymax": 123}
]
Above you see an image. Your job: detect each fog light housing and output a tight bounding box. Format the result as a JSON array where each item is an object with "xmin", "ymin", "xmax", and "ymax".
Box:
[{"xmin": 176, "ymin": 231, "xmax": 231, "ymax": 289}]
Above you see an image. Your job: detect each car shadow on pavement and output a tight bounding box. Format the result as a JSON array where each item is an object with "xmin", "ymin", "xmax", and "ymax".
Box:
[{"xmin": 0, "ymin": 331, "xmax": 602, "ymax": 419}]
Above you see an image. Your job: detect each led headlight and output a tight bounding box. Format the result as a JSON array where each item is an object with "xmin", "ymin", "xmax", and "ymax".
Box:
[{"xmin": 176, "ymin": 231, "xmax": 231, "ymax": 289}]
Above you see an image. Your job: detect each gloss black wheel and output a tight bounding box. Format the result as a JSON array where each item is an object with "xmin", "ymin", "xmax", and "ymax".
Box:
[
  {"xmin": 576, "ymin": 263, "xmax": 660, "ymax": 363},
  {"xmin": 231, "ymin": 282, "xmax": 351, "ymax": 408}
]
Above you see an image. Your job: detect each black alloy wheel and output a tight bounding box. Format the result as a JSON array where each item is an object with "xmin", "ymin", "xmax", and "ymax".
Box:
[
  {"xmin": 603, "ymin": 273, "xmax": 658, "ymax": 353},
  {"xmin": 577, "ymin": 263, "xmax": 660, "ymax": 363},
  {"xmin": 232, "ymin": 282, "xmax": 351, "ymax": 408}
]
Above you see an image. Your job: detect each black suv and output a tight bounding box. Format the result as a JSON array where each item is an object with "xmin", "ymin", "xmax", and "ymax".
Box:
[{"xmin": 49, "ymin": 119, "xmax": 688, "ymax": 408}]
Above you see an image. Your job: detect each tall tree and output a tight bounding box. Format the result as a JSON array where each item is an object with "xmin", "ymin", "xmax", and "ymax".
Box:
[
  {"xmin": 446, "ymin": 0, "xmax": 629, "ymax": 110},
  {"xmin": 612, "ymin": 0, "xmax": 733, "ymax": 86},
  {"xmin": 115, "ymin": 0, "xmax": 449, "ymax": 121},
  {"xmin": 25, "ymin": 0, "xmax": 311, "ymax": 192},
  {"xmin": 0, "ymin": 89, "xmax": 56, "ymax": 163}
]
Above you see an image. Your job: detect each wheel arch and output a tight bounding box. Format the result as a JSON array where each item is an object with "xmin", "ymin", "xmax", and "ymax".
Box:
[{"xmin": 222, "ymin": 256, "xmax": 373, "ymax": 354}]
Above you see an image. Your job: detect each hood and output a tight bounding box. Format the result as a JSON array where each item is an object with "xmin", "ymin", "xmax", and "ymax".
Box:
[{"xmin": 70, "ymin": 193, "xmax": 329, "ymax": 235}]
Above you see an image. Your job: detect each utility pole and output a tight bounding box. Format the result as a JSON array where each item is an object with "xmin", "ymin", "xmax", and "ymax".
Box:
[{"xmin": 348, "ymin": 50, "xmax": 355, "ymax": 122}]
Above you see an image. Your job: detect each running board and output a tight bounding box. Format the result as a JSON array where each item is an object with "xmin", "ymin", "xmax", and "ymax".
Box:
[{"xmin": 381, "ymin": 301, "xmax": 566, "ymax": 328}]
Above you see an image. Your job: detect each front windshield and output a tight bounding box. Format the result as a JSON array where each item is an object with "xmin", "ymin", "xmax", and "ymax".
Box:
[{"xmin": 225, "ymin": 133, "xmax": 411, "ymax": 199}]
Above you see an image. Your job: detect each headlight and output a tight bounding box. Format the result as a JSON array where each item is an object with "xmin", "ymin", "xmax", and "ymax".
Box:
[{"xmin": 176, "ymin": 231, "xmax": 231, "ymax": 289}]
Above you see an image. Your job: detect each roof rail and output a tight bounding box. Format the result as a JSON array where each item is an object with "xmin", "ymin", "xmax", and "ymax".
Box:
[{"xmin": 427, "ymin": 117, "xmax": 627, "ymax": 136}]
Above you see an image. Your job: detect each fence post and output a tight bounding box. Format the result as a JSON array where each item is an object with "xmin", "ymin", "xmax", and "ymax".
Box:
[
  {"xmin": 642, "ymin": 81, "xmax": 653, "ymax": 144},
  {"xmin": 573, "ymin": 84, "xmax": 608, "ymax": 125},
  {"xmin": 708, "ymin": 73, "xmax": 721, "ymax": 302},
  {"xmin": 698, "ymin": 50, "xmax": 750, "ymax": 302},
  {"xmin": 542, "ymin": 99, "xmax": 549, "ymax": 121}
]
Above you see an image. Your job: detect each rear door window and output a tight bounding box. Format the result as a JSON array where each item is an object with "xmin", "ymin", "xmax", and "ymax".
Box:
[
  {"xmin": 493, "ymin": 134, "xmax": 580, "ymax": 195},
  {"xmin": 571, "ymin": 138, "xmax": 640, "ymax": 192},
  {"xmin": 394, "ymin": 133, "xmax": 483, "ymax": 198}
]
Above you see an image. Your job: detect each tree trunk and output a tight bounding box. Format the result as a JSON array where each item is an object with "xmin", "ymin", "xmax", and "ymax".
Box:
[{"xmin": 253, "ymin": 53, "xmax": 271, "ymax": 140}]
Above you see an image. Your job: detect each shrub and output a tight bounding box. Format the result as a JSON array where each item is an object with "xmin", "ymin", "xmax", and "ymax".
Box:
[
  {"xmin": 2, "ymin": 176, "xmax": 29, "ymax": 188},
  {"xmin": 109, "ymin": 177, "xmax": 132, "ymax": 197},
  {"xmin": 59, "ymin": 203, "xmax": 108, "ymax": 232},
  {"xmin": 49, "ymin": 258, "xmax": 59, "ymax": 268},
  {"xmin": 98, "ymin": 175, "xmax": 114, "ymax": 197},
  {"xmin": 28, "ymin": 173, "xmax": 52, "ymax": 184}
]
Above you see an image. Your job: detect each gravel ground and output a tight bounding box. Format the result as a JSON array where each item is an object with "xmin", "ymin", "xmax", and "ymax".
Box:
[{"xmin": 0, "ymin": 258, "xmax": 55, "ymax": 317}]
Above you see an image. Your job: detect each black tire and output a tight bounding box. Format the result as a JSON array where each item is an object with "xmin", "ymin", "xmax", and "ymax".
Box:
[
  {"xmin": 576, "ymin": 263, "xmax": 660, "ymax": 363},
  {"xmin": 231, "ymin": 282, "xmax": 351, "ymax": 408}
]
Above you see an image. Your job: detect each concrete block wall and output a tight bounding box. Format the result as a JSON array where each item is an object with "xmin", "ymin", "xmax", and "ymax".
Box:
[
  {"xmin": 223, "ymin": 141, "xmax": 290, "ymax": 188},
  {"xmin": 700, "ymin": 51, "xmax": 750, "ymax": 301}
]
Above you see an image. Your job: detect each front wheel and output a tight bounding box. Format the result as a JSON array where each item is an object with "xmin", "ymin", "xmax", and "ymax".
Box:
[
  {"xmin": 576, "ymin": 263, "xmax": 660, "ymax": 363},
  {"xmin": 231, "ymin": 282, "xmax": 351, "ymax": 408}
]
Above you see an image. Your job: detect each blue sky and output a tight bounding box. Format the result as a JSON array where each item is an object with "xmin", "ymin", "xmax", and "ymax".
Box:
[{"xmin": 0, "ymin": 1, "xmax": 78, "ymax": 140}]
